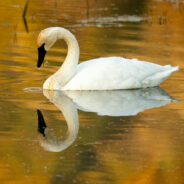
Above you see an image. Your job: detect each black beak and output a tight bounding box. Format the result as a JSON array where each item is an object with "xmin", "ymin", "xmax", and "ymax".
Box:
[
  {"xmin": 37, "ymin": 43, "xmax": 47, "ymax": 68},
  {"xmin": 37, "ymin": 109, "xmax": 47, "ymax": 137}
]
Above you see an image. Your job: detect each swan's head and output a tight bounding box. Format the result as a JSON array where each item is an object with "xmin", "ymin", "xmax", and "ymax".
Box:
[{"xmin": 37, "ymin": 28, "xmax": 58, "ymax": 68}]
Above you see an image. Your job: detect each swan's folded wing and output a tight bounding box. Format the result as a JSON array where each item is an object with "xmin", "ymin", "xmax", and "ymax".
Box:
[{"xmin": 63, "ymin": 57, "xmax": 174, "ymax": 90}]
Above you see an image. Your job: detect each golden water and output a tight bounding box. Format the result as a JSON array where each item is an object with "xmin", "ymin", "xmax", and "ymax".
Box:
[{"xmin": 0, "ymin": 0, "xmax": 184, "ymax": 183}]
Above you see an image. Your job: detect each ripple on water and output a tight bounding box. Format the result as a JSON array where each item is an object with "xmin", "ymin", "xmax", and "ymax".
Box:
[{"xmin": 23, "ymin": 87, "xmax": 42, "ymax": 93}]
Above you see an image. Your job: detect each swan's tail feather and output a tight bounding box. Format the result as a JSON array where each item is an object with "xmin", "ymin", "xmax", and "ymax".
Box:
[
  {"xmin": 142, "ymin": 66, "xmax": 179, "ymax": 87},
  {"xmin": 166, "ymin": 65, "xmax": 179, "ymax": 71},
  {"xmin": 162, "ymin": 66, "xmax": 179, "ymax": 80}
]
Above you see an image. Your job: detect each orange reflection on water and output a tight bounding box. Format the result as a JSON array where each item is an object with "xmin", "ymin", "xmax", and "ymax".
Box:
[{"xmin": 0, "ymin": 0, "xmax": 184, "ymax": 184}]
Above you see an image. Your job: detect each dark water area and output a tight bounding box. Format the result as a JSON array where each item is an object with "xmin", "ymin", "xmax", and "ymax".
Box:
[{"xmin": 0, "ymin": 0, "xmax": 184, "ymax": 183}]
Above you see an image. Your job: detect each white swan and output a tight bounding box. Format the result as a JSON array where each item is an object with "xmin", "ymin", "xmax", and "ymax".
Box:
[{"xmin": 37, "ymin": 27, "xmax": 179, "ymax": 90}]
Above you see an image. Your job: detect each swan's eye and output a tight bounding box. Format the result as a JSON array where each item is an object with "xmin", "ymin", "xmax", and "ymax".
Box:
[{"xmin": 37, "ymin": 43, "xmax": 47, "ymax": 68}]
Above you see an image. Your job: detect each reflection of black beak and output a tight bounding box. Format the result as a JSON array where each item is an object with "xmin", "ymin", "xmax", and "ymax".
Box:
[
  {"xmin": 37, "ymin": 43, "xmax": 47, "ymax": 68},
  {"xmin": 37, "ymin": 109, "xmax": 47, "ymax": 137}
]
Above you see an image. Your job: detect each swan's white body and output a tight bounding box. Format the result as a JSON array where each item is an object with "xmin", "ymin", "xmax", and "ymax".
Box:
[
  {"xmin": 63, "ymin": 57, "xmax": 178, "ymax": 90},
  {"xmin": 37, "ymin": 27, "xmax": 178, "ymax": 90}
]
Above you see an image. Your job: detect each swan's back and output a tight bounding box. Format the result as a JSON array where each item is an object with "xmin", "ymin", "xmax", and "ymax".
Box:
[{"xmin": 63, "ymin": 57, "xmax": 178, "ymax": 90}]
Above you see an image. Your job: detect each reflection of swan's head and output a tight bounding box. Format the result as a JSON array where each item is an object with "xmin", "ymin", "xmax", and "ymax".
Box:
[
  {"xmin": 37, "ymin": 110, "xmax": 71, "ymax": 152},
  {"xmin": 37, "ymin": 90, "xmax": 79, "ymax": 152}
]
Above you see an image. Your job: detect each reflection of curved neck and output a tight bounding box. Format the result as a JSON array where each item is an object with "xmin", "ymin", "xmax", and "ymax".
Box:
[{"xmin": 39, "ymin": 90, "xmax": 79, "ymax": 152}]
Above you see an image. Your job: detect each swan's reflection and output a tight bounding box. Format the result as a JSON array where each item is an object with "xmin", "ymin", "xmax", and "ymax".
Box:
[
  {"xmin": 37, "ymin": 87, "xmax": 176, "ymax": 152},
  {"xmin": 37, "ymin": 90, "xmax": 79, "ymax": 152}
]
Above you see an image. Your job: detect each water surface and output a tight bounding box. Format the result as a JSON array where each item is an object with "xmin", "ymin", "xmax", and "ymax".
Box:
[{"xmin": 0, "ymin": 0, "xmax": 184, "ymax": 183}]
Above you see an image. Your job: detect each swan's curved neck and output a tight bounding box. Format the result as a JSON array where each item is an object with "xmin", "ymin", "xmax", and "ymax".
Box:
[{"xmin": 54, "ymin": 28, "xmax": 80, "ymax": 86}]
